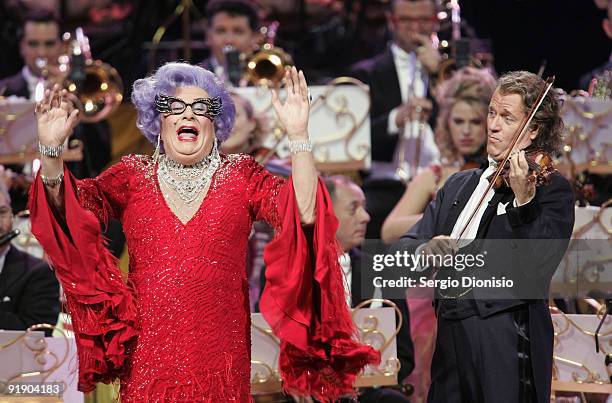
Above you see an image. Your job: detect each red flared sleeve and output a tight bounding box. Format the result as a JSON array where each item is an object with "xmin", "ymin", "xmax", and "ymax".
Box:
[
  {"xmin": 259, "ymin": 177, "xmax": 381, "ymax": 402},
  {"xmin": 29, "ymin": 165, "xmax": 139, "ymax": 393}
]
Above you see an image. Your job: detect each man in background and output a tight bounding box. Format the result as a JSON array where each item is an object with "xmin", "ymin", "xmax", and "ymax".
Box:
[
  {"xmin": 0, "ymin": 9, "xmax": 112, "ymax": 189},
  {"xmin": 325, "ymin": 175, "xmax": 414, "ymax": 402},
  {"xmin": 199, "ymin": 0, "xmax": 262, "ymax": 85},
  {"xmin": 0, "ymin": 186, "xmax": 60, "ymax": 334}
]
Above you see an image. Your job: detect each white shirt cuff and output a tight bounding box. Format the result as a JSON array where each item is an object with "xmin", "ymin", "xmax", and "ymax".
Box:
[
  {"xmin": 513, "ymin": 194, "xmax": 535, "ymax": 207},
  {"xmin": 387, "ymin": 107, "xmax": 401, "ymax": 135}
]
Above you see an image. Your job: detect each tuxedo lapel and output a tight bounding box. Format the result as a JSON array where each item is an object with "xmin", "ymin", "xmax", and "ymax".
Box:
[
  {"xmin": 349, "ymin": 249, "xmax": 361, "ymax": 304},
  {"xmin": 476, "ymin": 188, "xmax": 515, "ymax": 238},
  {"xmin": 0, "ymin": 248, "xmax": 26, "ymax": 296},
  {"xmin": 375, "ymin": 49, "xmax": 402, "ymax": 111}
]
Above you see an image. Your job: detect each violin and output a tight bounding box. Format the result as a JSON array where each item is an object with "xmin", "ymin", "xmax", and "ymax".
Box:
[{"xmin": 490, "ymin": 145, "xmax": 556, "ymax": 189}]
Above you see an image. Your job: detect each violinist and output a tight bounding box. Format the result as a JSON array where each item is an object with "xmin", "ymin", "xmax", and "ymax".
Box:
[
  {"xmin": 392, "ymin": 70, "xmax": 574, "ymax": 403},
  {"xmin": 379, "ymin": 66, "xmax": 495, "ymax": 402}
]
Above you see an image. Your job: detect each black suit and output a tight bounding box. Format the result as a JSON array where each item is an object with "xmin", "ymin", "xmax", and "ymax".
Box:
[
  {"xmin": 349, "ymin": 46, "xmax": 437, "ymax": 164},
  {"xmin": 350, "ymin": 47, "xmax": 404, "ymax": 163},
  {"xmin": 0, "ymin": 71, "xmax": 29, "ymax": 98},
  {"xmin": 0, "ymin": 247, "xmax": 60, "ymax": 334},
  {"xmin": 393, "ymin": 168, "xmax": 575, "ymax": 403}
]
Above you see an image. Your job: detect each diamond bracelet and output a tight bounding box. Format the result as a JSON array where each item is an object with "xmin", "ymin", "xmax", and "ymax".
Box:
[
  {"xmin": 289, "ymin": 139, "xmax": 312, "ymax": 154},
  {"xmin": 38, "ymin": 142, "xmax": 65, "ymax": 158}
]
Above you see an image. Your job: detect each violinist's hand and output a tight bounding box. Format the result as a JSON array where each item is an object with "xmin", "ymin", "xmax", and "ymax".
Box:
[
  {"xmin": 413, "ymin": 33, "xmax": 442, "ymax": 74},
  {"xmin": 508, "ymin": 150, "xmax": 540, "ymax": 205},
  {"xmin": 422, "ymin": 235, "xmax": 458, "ymax": 266}
]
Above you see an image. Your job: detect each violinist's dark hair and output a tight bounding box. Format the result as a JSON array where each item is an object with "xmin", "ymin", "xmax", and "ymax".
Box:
[{"xmin": 496, "ymin": 71, "xmax": 564, "ymax": 155}]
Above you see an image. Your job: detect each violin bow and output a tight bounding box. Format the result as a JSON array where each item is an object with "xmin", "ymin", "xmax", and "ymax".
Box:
[{"xmin": 457, "ymin": 76, "xmax": 555, "ymax": 240}]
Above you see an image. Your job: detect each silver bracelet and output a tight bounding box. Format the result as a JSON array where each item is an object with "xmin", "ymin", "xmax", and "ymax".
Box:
[
  {"xmin": 289, "ymin": 139, "xmax": 312, "ymax": 154},
  {"xmin": 41, "ymin": 171, "xmax": 64, "ymax": 187},
  {"xmin": 38, "ymin": 142, "xmax": 65, "ymax": 158}
]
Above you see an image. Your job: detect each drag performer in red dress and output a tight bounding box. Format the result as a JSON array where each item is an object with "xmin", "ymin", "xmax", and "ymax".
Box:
[{"xmin": 29, "ymin": 63, "xmax": 379, "ymax": 402}]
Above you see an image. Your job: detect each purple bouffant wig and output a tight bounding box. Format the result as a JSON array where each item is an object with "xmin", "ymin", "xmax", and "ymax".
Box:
[{"xmin": 131, "ymin": 62, "xmax": 235, "ymax": 144}]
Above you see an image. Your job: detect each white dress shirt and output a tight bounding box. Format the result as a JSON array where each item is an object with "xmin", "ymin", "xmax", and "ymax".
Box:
[
  {"xmin": 450, "ymin": 158, "xmax": 498, "ymax": 248},
  {"xmin": 21, "ymin": 66, "xmax": 41, "ymax": 101}
]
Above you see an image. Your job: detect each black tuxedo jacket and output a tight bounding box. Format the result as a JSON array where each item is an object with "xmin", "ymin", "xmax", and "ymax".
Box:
[
  {"xmin": 350, "ymin": 249, "xmax": 415, "ymax": 384},
  {"xmin": 0, "ymin": 247, "xmax": 60, "ymax": 332},
  {"xmin": 349, "ymin": 46, "xmax": 437, "ymax": 163},
  {"xmin": 394, "ymin": 167, "xmax": 574, "ymax": 403},
  {"xmin": 0, "ymin": 71, "xmax": 29, "ymax": 98}
]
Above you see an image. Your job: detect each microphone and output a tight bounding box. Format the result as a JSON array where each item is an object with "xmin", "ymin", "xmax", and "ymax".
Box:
[
  {"xmin": 223, "ymin": 45, "xmax": 242, "ymax": 87},
  {"xmin": 0, "ymin": 229, "xmax": 20, "ymax": 248}
]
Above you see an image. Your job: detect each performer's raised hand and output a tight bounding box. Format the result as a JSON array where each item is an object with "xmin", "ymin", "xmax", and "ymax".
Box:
[
  {"xmin": 35, "ymin": 83, "xmax": 80, "ymax": 148},
  {"xmin": 271, "ymin": 66, "xmax": 310, "ymax": 140}
]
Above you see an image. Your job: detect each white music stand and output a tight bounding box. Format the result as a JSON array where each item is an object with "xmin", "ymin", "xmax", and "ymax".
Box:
[
  {"xmin": 0, "ymin": 99, "xmax": 39, "ymax": 165},
  {"xmin": 234, "ymin": 77, "xmax": 371, "ymax": 173},
  {"xmin": 551, "ymin": 312, "xmax": 612, "ymax": 395},
  {"xmin": 0, "ymin": 327, "xmax": 83, "ymax": 403},
  {"xmin": 558, "ymin": 97, "xmax": 612, "ymax": 176},
  {"xmin": 551, "ymin": 205, "xmax": 612, "ymax": 298},
  {"xmin": 250, "ymin": 305, "xmax": 401, "ymax": 396}
]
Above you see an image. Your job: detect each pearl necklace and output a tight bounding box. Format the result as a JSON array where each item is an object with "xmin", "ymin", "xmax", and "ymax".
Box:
[{"xmin": 157, "ymin": 145, "xmax": 220, "ymax": 205}]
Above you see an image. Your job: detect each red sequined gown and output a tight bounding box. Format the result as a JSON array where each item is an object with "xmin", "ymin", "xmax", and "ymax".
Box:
[{"xmin": 30, "ymin": 153, "xmax": 379, "ymax": 402}]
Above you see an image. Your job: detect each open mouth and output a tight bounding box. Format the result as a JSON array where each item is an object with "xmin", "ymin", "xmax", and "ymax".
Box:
[{"xmin": 176, "ymin": 125, "xmax": 199, "ymax": 142}]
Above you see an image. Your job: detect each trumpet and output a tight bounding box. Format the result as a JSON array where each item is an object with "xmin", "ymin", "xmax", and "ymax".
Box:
[
  {"xmin": 62, "ymin": 28, "xmax": 123, "ymax": 121},
  {"xmin": 245, "ymin": 43, "xmax": 293, "ymax": 87},
  {"xmin": 223, "ymin": 22, "xmax": 293, "ymax": 87}
]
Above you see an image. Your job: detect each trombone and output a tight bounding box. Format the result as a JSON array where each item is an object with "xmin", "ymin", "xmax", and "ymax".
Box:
[
  {"xmin": 61, "ymin": 28, "xmax": 123, "ymax": 122},
  {"xmin": 224, "ymin": 22, "xmax": 293, "ymax": 88}
]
